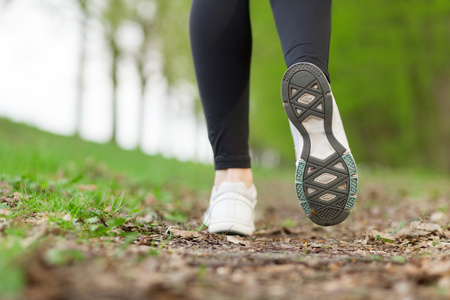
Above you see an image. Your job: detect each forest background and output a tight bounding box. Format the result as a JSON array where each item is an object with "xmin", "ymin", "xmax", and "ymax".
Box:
[{"xmin": 1, "ymin": 0, "xmax": 450, "ymax": 170}]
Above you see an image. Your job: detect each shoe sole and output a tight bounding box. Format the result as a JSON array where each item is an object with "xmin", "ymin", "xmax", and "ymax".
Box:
[
  {"xmin": 281, "ymin": 62, "xmax": 358, "ymax": 226},
  {"xmin": 206, "ymin": 221, "xmax": 254, "ymax": 236}
]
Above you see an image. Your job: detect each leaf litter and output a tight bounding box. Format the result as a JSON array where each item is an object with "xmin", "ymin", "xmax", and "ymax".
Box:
[{"xmin": 0, "ymin": 177, "xmax": 449, "ymax": 300}]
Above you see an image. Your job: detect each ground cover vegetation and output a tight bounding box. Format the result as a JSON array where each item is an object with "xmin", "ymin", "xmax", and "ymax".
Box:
[{"xmin": 0, "ymin": 119, "xmax": 449, "ymax": 300}]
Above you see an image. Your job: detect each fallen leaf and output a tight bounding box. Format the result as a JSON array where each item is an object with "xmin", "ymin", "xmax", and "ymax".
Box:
[
  {"xmin": 227, "ymin": 236, "xmax": 244, "ymax": 245},
  {"xmin": 170, "ymin": 229, "xmax": 200, "ymax": 239},
  {"xmin": 430, "ymin": 211, "xmax": 448, "ymax": 224},
  {"xmin": 410, "ymin": 221, "xmax": 443, "ymax": 235},
  {"xmin": 396, "ymin": 227, "xmax": 430, "ymax": 237},
  {"xmin": 227, "ymin": 235, "xmax": 255, "ymax": 247}
]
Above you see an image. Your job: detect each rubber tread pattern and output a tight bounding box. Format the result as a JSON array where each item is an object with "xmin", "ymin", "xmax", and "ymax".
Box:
[{"xmin": 282, "ymin": 63, "xmax": 358, "ymax": 226}]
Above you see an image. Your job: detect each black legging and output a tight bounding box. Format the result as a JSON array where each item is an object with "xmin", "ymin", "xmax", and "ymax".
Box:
[{"xmin": 190, "ymin": 0, "xmax": 332, "ymax": 170}]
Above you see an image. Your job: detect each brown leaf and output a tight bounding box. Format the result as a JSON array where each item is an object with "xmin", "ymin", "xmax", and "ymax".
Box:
[
  {"xmin": 170, "ymin": 229, "xmax": 200, "ymax": 239},
  {"xmin": 396, "ymin": 227, "xmax": 430, "ymax": 237},
  {"xmin": 227, "ymin": 235, "xmax": 245, "ymax": 245},
  {"xmin": 410, "ymin": 221, "xmax": 443, "ymax": 235}
]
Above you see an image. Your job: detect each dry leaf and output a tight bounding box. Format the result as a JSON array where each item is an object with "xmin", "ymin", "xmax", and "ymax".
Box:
[
  {"xmin": 170, "ymin": 229, "xmax": 200, "ymax": 239},
  {"xmin": 226, "ymin": 235, "xmax": 252, "ymax": 247},
  {"xmin": 410, "ymin": 221, "xmax": 443, "ymax": 234}
]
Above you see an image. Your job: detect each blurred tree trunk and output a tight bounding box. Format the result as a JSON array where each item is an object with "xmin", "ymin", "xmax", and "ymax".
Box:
[
  {"xmin": 134, "ymin": 14, "xmax": 152, "ymax": 148},
  {"xmin": 75, "ymin": 0, "xmax": 89, "ymax": 138},
  {"xmin": 101, "ymin": 0, "xmax": 125, "ymax": 144},
  {"xmin": 109, "ymin": 37, "xmax": 120, "ymax": 144},
  {"xmin": 127, "ymin": 0, "xmax": 159, "ymax": 149}
]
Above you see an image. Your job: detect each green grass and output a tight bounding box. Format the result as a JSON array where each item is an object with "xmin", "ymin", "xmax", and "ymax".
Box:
[{"xmin": 0, "ymin": 118, "xmax": 213, "ymax": 190}]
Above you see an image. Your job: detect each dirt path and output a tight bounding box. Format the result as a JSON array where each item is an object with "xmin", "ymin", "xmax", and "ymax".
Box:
[{"xmin": 6, "ymin": 178, "xmax": 450, "ymax": 300}]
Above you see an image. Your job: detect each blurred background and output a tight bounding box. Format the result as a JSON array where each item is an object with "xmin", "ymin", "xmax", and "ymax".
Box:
[{"xmin": 0, "ymin": 0, "xmax": 449, "ymax": 170}]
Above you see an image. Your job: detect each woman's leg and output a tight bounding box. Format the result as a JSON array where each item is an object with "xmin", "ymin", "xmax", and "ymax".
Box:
[
  {"xmin": 190, "ymin": 0, "xmax": 256, "ymax": 235},
  {"xmin": 190, "ymin": 0, "xmax": 253, "ymax": 189},
  {"xmin": 270, "ymin": 0, "xmax": 358, "ymax": 227},
  {"xmin": 270, "ymin": 0, "xmax": 332, "ymax": 79}
]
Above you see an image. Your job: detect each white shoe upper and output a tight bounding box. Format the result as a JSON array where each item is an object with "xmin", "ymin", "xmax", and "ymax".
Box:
[
  {"xmin": 290, "ymin": 91, "xmax": 351, "ymax": 163},
  {"xmin": 203, "ymin": 182, "xmax": 257, "ymax": 236}
]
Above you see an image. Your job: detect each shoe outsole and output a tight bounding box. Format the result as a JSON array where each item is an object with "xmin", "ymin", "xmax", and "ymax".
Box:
[
  {"xmin": 281, "ymin": 62, "xmax": 358, "ymax": 226},
  {"xmin": 206, "ymin": 221, "xmax": 254, "ymax": 236}
]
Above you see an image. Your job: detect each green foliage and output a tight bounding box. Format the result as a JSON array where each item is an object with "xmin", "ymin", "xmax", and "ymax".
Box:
[
  {"xmin": 375, "ymin": 235, "xmax": 394, "ymax": 243},
  {"xmin": 329, "ymin": 0, "xmax": 450, "ymax": 169},
  {"xmin": 249, "ymin": 0, "xmax": 450, "ymax": 168},
  {"xmin": 69, "ymin": 0, "xmax": 450, "ymax": 170},
  {"xmin": 155, "ymin": 1, "xmax": 193, "ymax": 85}
]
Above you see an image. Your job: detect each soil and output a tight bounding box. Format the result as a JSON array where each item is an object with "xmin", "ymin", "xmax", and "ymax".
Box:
[{"xmin": 3, "ymin": 177, "xmax": 450, "ymax": 300}]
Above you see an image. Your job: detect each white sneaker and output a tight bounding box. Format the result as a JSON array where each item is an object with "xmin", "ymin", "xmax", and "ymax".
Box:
[
  {"xmin": 281, "ymin": 62, "xmax": 358, "ymax": 226},
  {"xmin": 203, "ymin": 182, "xmax": 257, "ymax": 236}
]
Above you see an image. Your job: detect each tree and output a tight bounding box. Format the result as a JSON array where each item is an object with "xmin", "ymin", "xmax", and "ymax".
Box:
[
  {"xmin": 74, "ymin": 0, "xmax": 90, "ymax": 138},
  {"xmin": 126, "ymin": 0, "xmax": 157, "ymax": 147},
  {"xmin": 101, "ymin": 0, "xmax": 127, "ymax": 144}
]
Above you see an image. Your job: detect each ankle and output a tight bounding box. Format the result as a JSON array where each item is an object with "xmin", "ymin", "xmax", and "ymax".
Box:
[{"xmin": 214, "ymin": 168, "xmax": 253, "ymax": 190}]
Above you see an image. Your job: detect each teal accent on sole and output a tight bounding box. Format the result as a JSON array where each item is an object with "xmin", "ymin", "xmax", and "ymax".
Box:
[
  {"xmin": 295, "ymin": 162, "xmax": 310, "ymax": 214},
  {"xmin": 345, "ymin": 195, "xmax": 357, "ymax": 210},
  {"xmin": 295, "ymin": 182, "xmax": 306, "ymax": 201},
  {"xmin": 350, "ymin": 177, "xmax": 358, "ymax": 195},
  {"xmin": 342, "ymin": 153, "xmax": 357, "ymax": 176},
  {"xmin": 300, "ymin": 201, "xmax": 311, "ymax": 214},
  {"xmin": 295, "ymin": 160, "xmax": 306, "ymax": 181}
]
